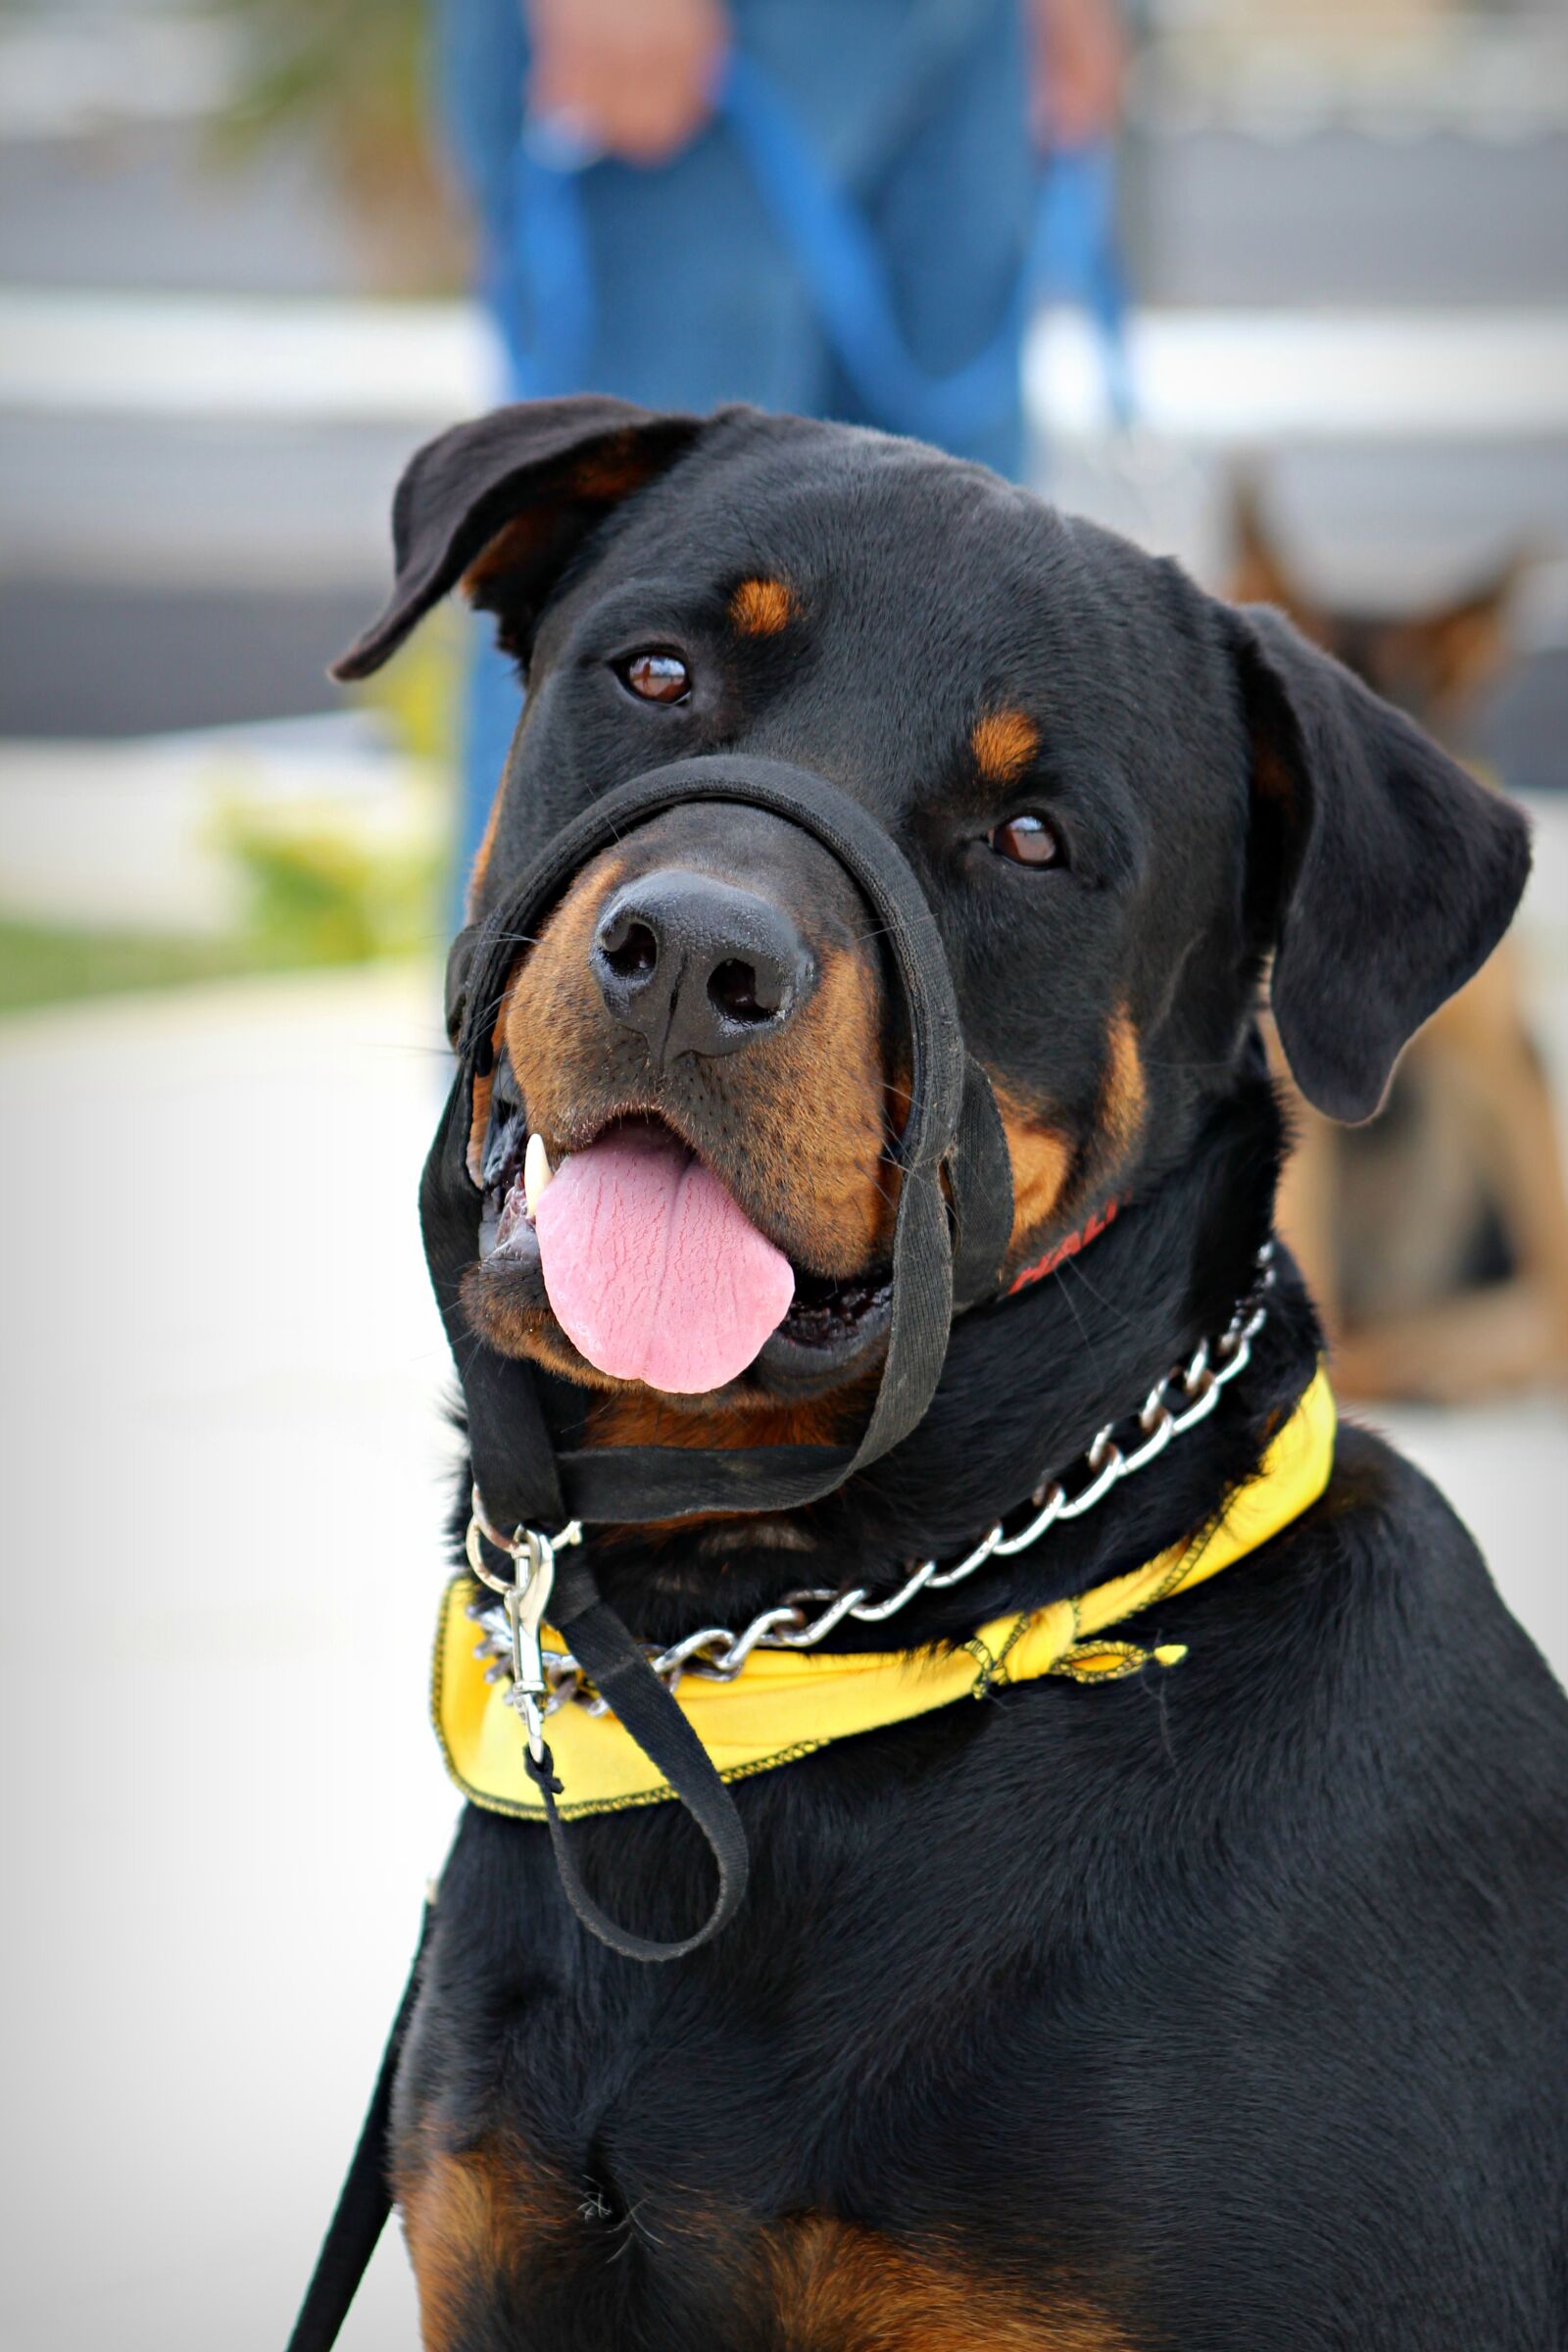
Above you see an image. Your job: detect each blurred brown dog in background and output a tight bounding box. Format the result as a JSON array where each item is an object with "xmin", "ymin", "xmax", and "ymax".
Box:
[{"xmin": 1232, "ymin": 482, "xmax": 1568, "ymax": 1401}]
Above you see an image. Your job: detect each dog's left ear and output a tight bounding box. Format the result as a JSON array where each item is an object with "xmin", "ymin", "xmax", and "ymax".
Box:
[
  {"xmin": 1228, "ymin": 601, "xmax": 1531, "ymax": 1123},
  {"xmin": 330, "ymin": 397, "xmax": 709, "ymax": 682}
]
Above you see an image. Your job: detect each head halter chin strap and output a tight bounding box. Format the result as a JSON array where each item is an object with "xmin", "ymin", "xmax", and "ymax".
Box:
[{"xmin": 421, "ymin": 753, "xmax": 1014, "ymax": 1960}]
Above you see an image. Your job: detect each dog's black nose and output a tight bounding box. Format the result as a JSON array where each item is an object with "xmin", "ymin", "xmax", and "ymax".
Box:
[{"xmin": 592, "ymin": 870, "xmax": 812, "ymax": 1065}]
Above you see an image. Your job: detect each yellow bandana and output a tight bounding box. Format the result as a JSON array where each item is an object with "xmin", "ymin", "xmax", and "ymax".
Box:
[{"xmin": 434, "ymin": 1367, "xmax": 1335, "ymax": 1822}]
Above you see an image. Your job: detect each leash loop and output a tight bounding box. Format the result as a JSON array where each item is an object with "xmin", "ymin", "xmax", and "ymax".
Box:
[{"xmin": 524, "ymin": 1554, "xmax": 752, "ymax": 1961}]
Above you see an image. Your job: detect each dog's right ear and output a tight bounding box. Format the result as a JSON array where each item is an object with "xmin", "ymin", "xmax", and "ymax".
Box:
[
  {"xmin": 331, "ymin": 398, "xmax": 708, "ymax": 682},
  {"xmin": 1228, "ymin": 601, "xmax": 1531, "ymax": 1123}
]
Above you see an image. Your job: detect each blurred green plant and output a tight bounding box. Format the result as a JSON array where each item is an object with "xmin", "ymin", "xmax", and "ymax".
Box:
[
  {"xmin": 0, "ymin": 605, "xmax": 467, "ymax": 1015},
  {"xmin": 0, "ymin": 920, "xmax": 263, "ymax": 1015},
  {"xmin": 203, "ymin": 607, "xmax": 459, "ymax": 976},
  {"xmin": 212, "ymin": 0, "xmax": 466, "ymax": 291},
  {"xmin": 0, "ymin": 806, "xmax": 442, "ymax": 1011},
  {"xmin": 211, "ymin": 792, "xmax": 443, "ymax": 967}
]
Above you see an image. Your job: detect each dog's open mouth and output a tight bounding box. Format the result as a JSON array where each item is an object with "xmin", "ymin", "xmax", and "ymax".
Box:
[{"xmin": 477, "ymin": 1093, "xmax": 891, "ymax": 1398}]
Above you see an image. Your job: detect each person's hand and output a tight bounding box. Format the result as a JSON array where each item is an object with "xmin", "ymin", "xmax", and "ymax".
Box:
[
  {"xmin": 524, "ymin": 0, "xmax": 730, "ymax": 166},
  {"xmin": 1028, "ymin": 0, "xmax": 1126, "ymax": 150}
]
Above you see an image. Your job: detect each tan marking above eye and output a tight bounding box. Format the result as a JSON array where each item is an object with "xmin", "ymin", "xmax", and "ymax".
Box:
[
  {"xmin": 972, "ymin": 709, "xmax": 1040, "ymax": 783},
  {"xmin": 730, "ymin": 577, "xmax": 796, "ymax": 636},
  {"xmin": 623, "ymin": 651, "xmax": 690, "ymax": 703}
]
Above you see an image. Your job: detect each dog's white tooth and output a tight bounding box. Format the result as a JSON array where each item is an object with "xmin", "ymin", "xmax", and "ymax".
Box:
[{"xmin": 523, "ymin": 1132, "xmax": 554, "ymax": 1218}]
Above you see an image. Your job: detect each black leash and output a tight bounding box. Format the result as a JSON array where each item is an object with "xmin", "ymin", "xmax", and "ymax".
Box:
[
  {"xmin": 287, "ymin": 752, "xmax": 1016, "ymax": 2346},
  {"xmin": 521, "ymin": 1553, "xmax": 751, "ymax": 1961}
]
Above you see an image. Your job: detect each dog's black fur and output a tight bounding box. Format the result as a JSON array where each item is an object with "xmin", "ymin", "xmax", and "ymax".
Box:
[{"xmin": 339, "ymin": 401, "xmax": 1568, "ymax": 2349}]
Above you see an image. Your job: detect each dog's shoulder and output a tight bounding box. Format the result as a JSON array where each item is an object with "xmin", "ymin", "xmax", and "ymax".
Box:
[
  {"xmin": 1304, "ymin": 1418, "xmax": 1564, "ymax": 1722},
  {"xmin": 1158, "ymin": 1416, "xmax": 1568, "ymax": 1806}
]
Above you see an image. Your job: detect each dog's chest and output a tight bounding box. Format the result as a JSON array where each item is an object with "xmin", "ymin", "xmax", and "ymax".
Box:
[
  {"xmin": 397, "ymin": 2132, "xmax": 1132, "ymax": 2350},
  {"xmin": 394, "ymin": 1902, "xmax": 1140, "ymax": 2347}
]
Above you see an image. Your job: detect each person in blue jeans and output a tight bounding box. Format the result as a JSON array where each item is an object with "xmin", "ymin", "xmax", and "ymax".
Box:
[{"xmin": 439, "ymin": 0, "xmax": 1124, "ymax": 887}]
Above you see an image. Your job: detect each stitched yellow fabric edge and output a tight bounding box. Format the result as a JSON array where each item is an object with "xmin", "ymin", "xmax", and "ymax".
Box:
[{"xmin": 432, "ymin": 1366, "xmax": 1335, "ymax": 1822}]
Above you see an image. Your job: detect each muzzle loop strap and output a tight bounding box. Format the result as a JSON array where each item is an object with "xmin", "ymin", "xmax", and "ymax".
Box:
[{"xmin": 424, "ymin": 755, "xmax": 1013, "ymax": 1535}]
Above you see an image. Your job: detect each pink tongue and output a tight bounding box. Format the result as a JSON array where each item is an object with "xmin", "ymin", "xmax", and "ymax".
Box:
[{"xmin": 533, "ymin": 1125, "xmax": 795, "ymax": 1394}]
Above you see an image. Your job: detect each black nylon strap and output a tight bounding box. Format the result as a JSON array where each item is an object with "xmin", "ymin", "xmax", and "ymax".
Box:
[
  {"xmin": 425, "ymin": 755, "xmax": 1012, "ymax": 1533},
  {"xmin": 951, "ymin": 1052, "xmax": 1017, "ymax": 1310},
  {"xmin": 283, "ymin": 1901, "xmax": 431, "ymax": 2352},
  {"xmin": 519, "ymin": 1556, "xmax": 750, "ymax": 1961},
  {"xmin": 420, "ymin": 1072, "xmax": 567, "ymax": 1528}
]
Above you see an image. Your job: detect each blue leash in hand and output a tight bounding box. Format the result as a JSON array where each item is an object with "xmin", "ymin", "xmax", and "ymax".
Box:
[{"xmin": 485, "ymin": 52, "xmax": 1132, "ymax": 442}]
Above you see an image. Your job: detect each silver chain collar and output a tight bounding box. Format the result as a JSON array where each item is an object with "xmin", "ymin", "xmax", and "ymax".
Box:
[{"xmin": 466, "ymin": 1243, "xmax": 1278, "ymax": 1722}]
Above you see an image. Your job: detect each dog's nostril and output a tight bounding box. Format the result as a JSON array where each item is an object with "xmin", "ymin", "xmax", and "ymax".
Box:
[
  {"xmin": 601, "ymin": 918, "xmax": 660, "ymax": 982},
  {"xmin": 709, "ymin": 957, "xmax": 777, "ymax": 1026}
]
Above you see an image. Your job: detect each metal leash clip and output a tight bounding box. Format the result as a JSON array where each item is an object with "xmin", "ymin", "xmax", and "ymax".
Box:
[{"xmin": 465, "ymin": 1489, "xmax": 582, "ymax": 1763}]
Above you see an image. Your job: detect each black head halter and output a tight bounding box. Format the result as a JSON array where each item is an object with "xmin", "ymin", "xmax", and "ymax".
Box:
[
  {"xmin": 426, "ymin": 755, "xmax": 1014, "ymax": 1529},
  {"xmin": 421, "ymin": 754, "xmax": 1013, "ymax": 1960}
]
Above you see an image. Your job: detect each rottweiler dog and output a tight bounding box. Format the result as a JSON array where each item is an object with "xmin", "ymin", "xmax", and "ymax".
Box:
[{"xmin": 337, "ymin": 400, "xmax": 1568, "ymax": 2351}]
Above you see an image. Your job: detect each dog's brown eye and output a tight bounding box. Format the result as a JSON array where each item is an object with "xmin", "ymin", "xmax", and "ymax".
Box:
[
  {"xmin": 988, "ymin": 812, "xmax": 1062, "ymax": 868},
  {"xmin": 620, "ymin": 651, "xmax": 691, "ymax": 705}
]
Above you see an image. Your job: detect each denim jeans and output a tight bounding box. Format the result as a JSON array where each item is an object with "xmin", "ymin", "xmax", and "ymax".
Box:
[{"xmin": 439, "ymin": 0, "xmax": 1035, "ymax": 894}]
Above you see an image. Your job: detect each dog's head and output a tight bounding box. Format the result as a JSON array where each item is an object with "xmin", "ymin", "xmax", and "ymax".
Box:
[{"xmin": 340, "ymin": 401, "xmax": 1529, "ymax": 1431}]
